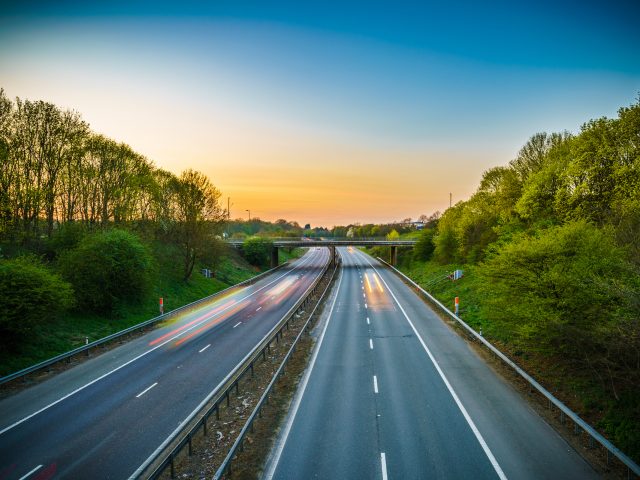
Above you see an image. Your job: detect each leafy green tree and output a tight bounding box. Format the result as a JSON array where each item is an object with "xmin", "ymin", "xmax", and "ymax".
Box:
[
  {"xmin": 59, "ymin": 229, "xmax": 153, "ymax": 313},
  {"xmin": 414, "ymin": 228, "xmax": 436, "ymax": 261},
  {"xmin": 0, "ymin": 257, "xmax": 74, "ymax": 338},
  {"xmin": 166, "ymin": 169, "xmax": 225, "ymax": 280},
  {"xmin": 386, "ymin": 229, "xmax": 400, "ymax": 240},
  {"xmin": 477, "ymin": 221, "xmax": 636, "ymax": 359},
  {"xmin": 242, "ymin": 237, "xmax": 274, "ymax": 267}
]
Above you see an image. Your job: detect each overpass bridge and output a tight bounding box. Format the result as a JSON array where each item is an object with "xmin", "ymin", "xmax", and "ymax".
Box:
[{"xmin": 226, "ymin": 238, "xmax": 417, "ymax": 267}]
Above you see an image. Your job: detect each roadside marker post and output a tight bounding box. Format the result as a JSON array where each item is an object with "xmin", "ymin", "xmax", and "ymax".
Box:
[
  {"xmin": 454, "ymin": 296, "xmax": 459, "ymax": 316},
  {"xmin": 159, "ymin": 297, "xmax": 164, "ymax": 315}
]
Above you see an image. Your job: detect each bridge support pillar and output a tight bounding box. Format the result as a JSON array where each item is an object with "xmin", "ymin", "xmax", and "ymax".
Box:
[
  {"xmin": 390, "ymin": 246, "xmax": 398, "ymax": 266},
  {"xmin": 271, "ymin": 246, "xmax": 279, "ymax": 268},
  {"xmin": 329, "ymin": 246, "xmax": 336, "ymax": 266}
]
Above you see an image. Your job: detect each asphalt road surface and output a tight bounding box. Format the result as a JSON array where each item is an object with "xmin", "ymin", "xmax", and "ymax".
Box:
[
  {"xmin": 0, "ymin": 248, "xmax": 328, "ymax": 480},
  {"xmin": 265, "ymin": 247, "xmax": 598, "ymax": 480}
]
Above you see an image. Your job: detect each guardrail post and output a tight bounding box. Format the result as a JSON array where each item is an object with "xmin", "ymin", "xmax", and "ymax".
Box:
[
  {"xmin": 216, "ymin": 405, "xmax": 220, "ymax": 420},
  {"xmin": 204, "ymin": 414, "xmax": 208, "ymax": 436},
  {"xmin": 226, "ymin": 392, "xmax": 230, "ymax": 407},
  {"xmin": 250, "ymin": 362, "xmax": 254, "ymax": 377}
]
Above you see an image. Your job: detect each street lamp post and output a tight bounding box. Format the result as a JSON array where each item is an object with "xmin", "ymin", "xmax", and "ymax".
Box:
[{"xmin": 246, "ymin": 209, "xmax": 251, "ymax": 221}]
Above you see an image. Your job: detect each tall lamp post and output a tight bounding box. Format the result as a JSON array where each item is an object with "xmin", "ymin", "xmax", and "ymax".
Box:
[{"xmin": 246, "ymin": 209, "xmax": 251, "ymax": 221}]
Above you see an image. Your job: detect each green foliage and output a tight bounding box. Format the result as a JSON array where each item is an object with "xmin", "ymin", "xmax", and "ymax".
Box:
[
  {"xmin": 242, "ymin": 237, "xmax": 274, "ymax": 267},
  {"xmin": 386, "ymin": 229, "xmax": 400, "ymax": 240},
  {"xmin": 59, "ymin": 229, "xmax": 153, "ymax": 314},
  {"xmin": 600, "ymin": 393, "xmax": 640, "ymax": 463},
  {"xmin": 46, "ymin": 222, "xmax": 88, "ymax": 256},
  {"xmin": 0, "ymin": 257, "xmax": 74, "ymax": 338},
  {"xmin": 414, "ymin": 228, "xmax": 436, "ymax": 261},
  {"xmin": 404, "ymin": 99, "xmax": 640, "ymax": 462},
  {"xmin": 477, "ymin": 221, "xmax": 635, "ymax": 357}
]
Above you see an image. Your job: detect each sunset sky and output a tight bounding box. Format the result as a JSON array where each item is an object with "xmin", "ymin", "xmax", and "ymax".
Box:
[{"xmin": 1, "ymin": 1, "xmax": 639, "ymax": 227}]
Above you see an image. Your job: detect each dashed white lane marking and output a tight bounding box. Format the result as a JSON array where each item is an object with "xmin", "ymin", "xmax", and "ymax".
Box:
[
  {"xmin": 18, "ymin": 465, "xmax": 42, "ymax": 480},
  {"xmin": 373, "ymin": 375, "xmax": 379, "ymax": 393},
  {"xmin": 381, "ymin": 453, "xmax": 388, "ymax": 480},
  {"xmin": 136, "ymin": 382, "xmax": 158, "ymax": 398},
  {"xmin": 366, "ymin": 317, "xmax": 370, "ymax": 325},
  {"xmin": 356, "ymin": 250, "xmax": 508, "ymax": 480},
  {"xmin": 263, "ymin": 270, "xmax": 344, "ymax": 479},
  {"xmin": 370, "ymin": 339, "xmax": 374, "ymax": 350},
  {"xmin": 256, "ymin": 306, "xmax": 262, "ymax": 311},
  {"xmin": 199, "ymin": 344, "xmax": 211, "ymax": 353},
  {"xmin": 364, "ymin": 303, "xmax": 368, "ymax": 309},
  {"xmin": 233, "ymin": 322, "xmax": 242, "ymax": 328},
  {"xmin": 363, "ymin": 293, "xmax": 366, "ymax": 298}
]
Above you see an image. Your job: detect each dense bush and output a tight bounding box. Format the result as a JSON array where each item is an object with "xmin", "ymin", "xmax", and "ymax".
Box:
[
  {"xmin": 414, "ymin": 228, "xmax": 436, "ymax": 261},
  {"xmin": 242, "ymin": 237, "xmax": 274, "ymax": 267},
  {"xmin": 0, "ymin": 257, "xmax": 74, "ymax": 337},
  {"xmin": 59, "ymin": 229, "xmax": 153, "ymax": 313},
  {"xmin": 477, "ymin": 221, "xmax": 636, "ymax": 355}
]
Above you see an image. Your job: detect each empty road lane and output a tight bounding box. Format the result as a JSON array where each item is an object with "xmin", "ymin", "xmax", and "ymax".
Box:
[
  {"xmin": 0, "ymin": 248, "xmax": 328, "ymax": 480},
  {"xmin": 265, "ymin": 247, "xmax": 597, "ymax": 479}
]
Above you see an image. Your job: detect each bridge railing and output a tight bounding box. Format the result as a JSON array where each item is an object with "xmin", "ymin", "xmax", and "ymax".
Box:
[{"xmin": 378, "ymin": 257, "xmax": 640, "ymax": 478}]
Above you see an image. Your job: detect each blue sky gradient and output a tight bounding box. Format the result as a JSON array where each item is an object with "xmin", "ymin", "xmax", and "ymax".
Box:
[{"xmin": 1, "ymin": 1, "xmax": 639, "ymax": 225}]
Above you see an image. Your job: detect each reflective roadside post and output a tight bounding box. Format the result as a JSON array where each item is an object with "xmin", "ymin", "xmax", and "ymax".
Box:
[
  {"xmin": 454, "ymin": 296, "xmax": 459, "ymax": 316},
  {"xmin": 159, "ymin": 297, "xmax": 164, "ymax": 315}
]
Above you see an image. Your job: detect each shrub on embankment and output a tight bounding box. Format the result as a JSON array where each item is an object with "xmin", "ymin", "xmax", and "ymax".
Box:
[{"xmin": 0, "ymin": 257, "xmax": 74, "ymax": 338}]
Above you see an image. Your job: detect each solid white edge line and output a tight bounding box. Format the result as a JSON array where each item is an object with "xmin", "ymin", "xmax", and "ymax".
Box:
[
  {"xmin": 381, "ymin": 453, "xmax": 388, "ymax": 480},
  {"xmin": 233, "ymin": 322, "xmax": 242, "ymax": 328},
  {"xmin": 356, "ymin": 250, "xmax": 508, "ymax": 480},
  {"xmin": 18, "ymin": 465, "xmax": 42, "ymax": 480},
  {"xmin": 373, "ymin": 375, "xmax": 379, "ymax": 393},
  {"xmin": 135, "ymin": 382, "xmax": 158, "ymax": 398},
  {"xmin": 199, "ymin": 344, "xmax": 211, "ymax": 353},
  {"xmin": 0, "ymin": 250, "xmax": 321, "ymax": 437},
  {"xmin": 263, "ymin": 268, "xmax": 344, "ymax": 480}
]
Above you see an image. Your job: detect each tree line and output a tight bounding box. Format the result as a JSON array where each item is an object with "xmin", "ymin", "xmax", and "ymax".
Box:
[
  {"xmin": 408, "ymin": 97, "xmax": 640, "ymax": 459},
  {"xmin": 0, "ymin": 89, "xmax": 226, "ymax": 281}
]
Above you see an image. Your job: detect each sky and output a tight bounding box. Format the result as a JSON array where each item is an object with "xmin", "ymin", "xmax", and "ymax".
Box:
[{"xmin": 1, "ymin": 1, "xmax": 639, "ymax": 227}]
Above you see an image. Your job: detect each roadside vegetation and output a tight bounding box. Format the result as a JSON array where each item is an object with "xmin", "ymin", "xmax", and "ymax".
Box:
[
  {"xmin": 368, "ymin": 98, "xmax": 640, "ymax": 462},
  {"xmin": 0, "ymin": 89, "xmax": 303, "ymax": 376}
]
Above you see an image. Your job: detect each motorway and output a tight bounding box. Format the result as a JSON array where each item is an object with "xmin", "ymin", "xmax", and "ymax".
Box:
[
  {"xmin": 265, "ymin": 247, "xmax": 598, "ymax": 479},
  {"xmin": 0, "ymin": 248, "xmax": 328, "ymax": 480}
]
